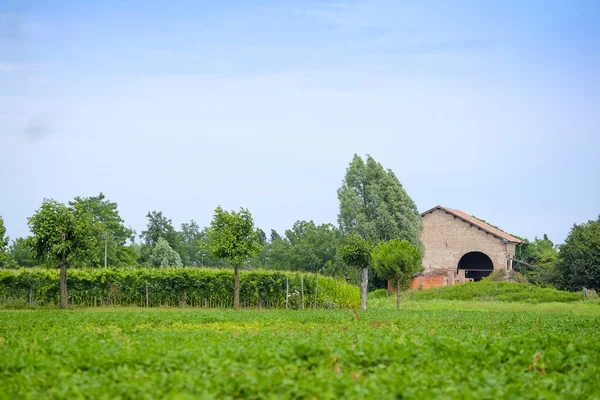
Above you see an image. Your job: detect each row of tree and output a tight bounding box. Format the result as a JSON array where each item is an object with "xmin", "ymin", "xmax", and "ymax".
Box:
[{"xmin": 0, "ymin": 154, "xmax": 598, "ymax": 307}]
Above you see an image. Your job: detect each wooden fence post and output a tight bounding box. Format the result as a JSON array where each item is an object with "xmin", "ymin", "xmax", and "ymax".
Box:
[
  {"xmin": 145, "ymin": 285, "xmax": 149, "ymax": 308},
  {"xmin": 301, "ymin": 275, "xmax": 305, "ymax": 310},
  {"xmin": 285, "ymin": 277, "xmax": 289, "ymax": 310},
  {"xmin": 314, "ymin": 275, "xmax": 318, "ymax": 309}
]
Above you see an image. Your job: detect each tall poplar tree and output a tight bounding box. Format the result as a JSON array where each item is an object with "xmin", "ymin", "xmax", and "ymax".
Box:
[{"xmin": 338, "ymin": 154, "xmax": 423, "ymax": 250}]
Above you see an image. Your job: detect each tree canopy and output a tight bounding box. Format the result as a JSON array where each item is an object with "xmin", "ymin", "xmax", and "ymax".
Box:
[
  {"xmin": 27, "ymin": 199, "xmax": 98, "ymax": 307},
  {"xmin": 514, "ymin": 234, "xmax": 559, "ymax": 286},
  {"xmin": 337, "ymin": 154, "xmax": 423, "ymax": 251},
  {"xmin": 151, "ymin": 238, "xmax": 183, "ymax": 267},
  {"xmin": 207, "ymin": 207, "xmax": 262, "ymax": 267},
  {"xmin": 371, "ymin": 239, "xmax": 422, "ymax": 309},
  {"xmin": 557, "ymin": 217, "xmax": 600, "ymax": 291},
  {"xmin": 207, "ymin": 206, "xmax": 262, "ymax": 310},
  {"xmin": 65, "ymin": 193, "xmax": 135, "ymax": 267},
  {"xmin": 263, "ymin": 220, "xmax": 341, "ymax": 274},
  {"xmin": 140, "ymin": 211, "xmax": 180, "ymax": 249}
]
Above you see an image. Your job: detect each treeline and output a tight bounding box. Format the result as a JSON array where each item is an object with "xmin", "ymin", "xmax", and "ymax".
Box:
[
  {"xmin": 0, "ymin": 154, "xmax": 598, "ymax": 294},
  {"xmin": 0, "ymin": 155, "xmax": 424, "ymax": 292},
  {"xmin": 514, "ymin": 222, "xmax": 600, "ymax": 292},
  {"xmin": 0, "ymin": 199, "xmax": 354, "ymax": 278}
]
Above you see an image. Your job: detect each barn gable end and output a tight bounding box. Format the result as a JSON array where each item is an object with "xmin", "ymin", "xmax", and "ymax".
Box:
[{"xmin": 420, "ymin": 206, "xmax": 520, "ymax": 281}]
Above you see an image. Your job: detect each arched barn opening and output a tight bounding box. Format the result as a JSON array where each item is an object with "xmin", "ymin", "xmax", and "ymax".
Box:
[{"xmin": 457, "ymin": 251, "xmax": 494, "ymax": 281}]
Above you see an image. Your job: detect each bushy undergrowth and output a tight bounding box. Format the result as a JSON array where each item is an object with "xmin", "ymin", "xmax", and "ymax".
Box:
[
  {"xmin": 405, "ymin": 281, "xmax": 582, "ymax": 303},
  {"xmin": 367, "ymin": 288, "xmax": 391, "ymax": 300},
  {"xmin": 484, "ymin": 269, "xmax": 529, "ymax": 283},
  {"xmin": 0, "ymin": 268, "xmax": 359, "ymax": 309}
]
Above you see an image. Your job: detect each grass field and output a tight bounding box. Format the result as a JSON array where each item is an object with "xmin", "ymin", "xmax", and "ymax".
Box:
[{"xmin": 1, "ymin": 301, "xmax": 599, "ymax": 399}]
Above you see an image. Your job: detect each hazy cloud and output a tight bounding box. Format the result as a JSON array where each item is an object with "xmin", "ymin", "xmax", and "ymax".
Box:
[{"xmin": 24, "ymin": 115, "xmax": 51, "ymax": 141}]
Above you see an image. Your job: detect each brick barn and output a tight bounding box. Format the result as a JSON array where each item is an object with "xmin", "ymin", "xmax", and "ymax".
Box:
[{"xmin": 410, "ymin": 205, "xmax": 522, "ymax": 290}]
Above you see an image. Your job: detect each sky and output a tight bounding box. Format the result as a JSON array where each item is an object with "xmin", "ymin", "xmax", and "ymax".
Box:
[{"xmin": 1, "ymin": 0, "xmax": 599, "ymax": 245}]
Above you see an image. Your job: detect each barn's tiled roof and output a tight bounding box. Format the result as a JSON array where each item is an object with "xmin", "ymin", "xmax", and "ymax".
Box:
[{"xmin": 421, "ymin": 206, "xmax": 523, "ymax": 244}]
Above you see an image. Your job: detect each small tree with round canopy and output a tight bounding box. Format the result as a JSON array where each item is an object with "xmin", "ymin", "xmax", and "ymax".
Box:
[
  {"xmin": 206, "ymin": 206, "xmax": 262, "ymax": 310},
  {"xmin": 338, "ymin": 234, "xmax": 372, "ymax": 310},
  {"xmin": 27, "ymin": 199, "xmax": 97, "ymax": 308},
  {"xmin": 371, "ymin": 239, "xmax": 422, "ymax": 309}
]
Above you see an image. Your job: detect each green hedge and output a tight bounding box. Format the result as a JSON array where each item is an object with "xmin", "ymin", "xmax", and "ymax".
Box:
[{"xmin": 0, "ymin": 268, "xmax": 360, "ymax": 309}]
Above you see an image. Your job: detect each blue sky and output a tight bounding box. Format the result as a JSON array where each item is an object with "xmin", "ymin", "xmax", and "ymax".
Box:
[{"xmin": 1, "ymin": 0, "xmax": 599, "ymax": 244}]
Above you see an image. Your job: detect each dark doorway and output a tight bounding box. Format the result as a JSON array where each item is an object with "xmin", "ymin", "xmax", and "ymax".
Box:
[{"xmin": 457, "ymin": 252, "xmax": 494, "ymax": 281}]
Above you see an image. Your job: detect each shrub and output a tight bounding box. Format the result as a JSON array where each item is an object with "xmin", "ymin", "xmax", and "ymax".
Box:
[
  {"xmin": 368, "ymin": 289, "xmax": 391, "ymax": 300},
  {"xmin": 484, "ymin": 270, "xmax": 528, "ymax": 283}
]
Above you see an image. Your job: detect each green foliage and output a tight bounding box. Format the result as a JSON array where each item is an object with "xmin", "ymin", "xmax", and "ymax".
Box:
[
  {"xmin": 338, "ymin": 235, "xmax": 372, "ymax": 270},
  {"xmin": 140, "ymin": 210, "xmax": 180, "ymax": 249},
  {"xmin": 1, "ymin": 304, "xmax": 600, "ymax": 398},
  {"xmin": 484, "ymin": 270, "xmax": 529, "ymax": 283},
  {"xmin": 405, "ymin": 281, "xmax": 582, "ymax": 303},
  {"xmin": 27, "ymin": 199, "xmax": 97, "ymax": 266},
  {"xmin": 0, "ymin": 216, "xmax": 8, "ymax": 267},
  {"xmin": 69, "ymin": 193, "xmax": 135, "ymax": 267},
  {"xmin": 367, "ymin": 288, "xmax": 391, "ymax": 299},
  {"xmin": 0, "ymin": 268, "xmax": 359, "ymax": 308},
  {"xmin": 177, "ymin": 220, "xmax": 205, "ymax": 266},
  {"xmin": 270, "ymin": 229, "xmax": 281, "ymax": 242},
  {"xmin": 514, "ymin": 234, "xmax": 560, "ymax": 287},
  {"xmin": 151, "ymin": 238, "xmax": 183, "ymax": 267},
  {"xmin": 262, "ymin": 220, "xmax": 342, "ymax": 274},
  {"xmin": 256, "ymin": 228, "xmax": 267, "ymax": 246},
  {"xmin": 207, "ymin": 207, "xmax": 262, "ymax": 267},
  {"xmin": 371, "ymin": 240, "xmax": 422, "ymax": 284},
  {"xmin": 337, "ymin": 154, "xmax": 423, "ymax": 251},
  {"xmin": 114, "ymin": 244, "xmax": 140, "ymax": 267},
  {"xmin": 6, "ymin": 238, "xmax": 38, "ymax": 268},
  {"xmin": 557, "ymin": 216, "xmax": 600, "ymax": 291}
]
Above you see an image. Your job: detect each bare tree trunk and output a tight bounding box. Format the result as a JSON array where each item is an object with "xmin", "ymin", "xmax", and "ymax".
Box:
[
  {"xmin": 396, "ymin": 278, "xmax": 401, "ymax": 310},
  {"xmin": 60, "ymin": 257, "xmax": 68, "ymax": 309},
  {"xmin": 361, "ymin": 267, "xmax": 368, "ymax": 310},
  {"xmin": 233, "ymin": 265, "xmax": 240, "ymax": 310}
]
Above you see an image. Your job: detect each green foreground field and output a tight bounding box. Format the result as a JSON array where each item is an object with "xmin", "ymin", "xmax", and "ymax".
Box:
[{"xmin": 1, "ymin": 301, "xmax": 599, "ymax": 399}]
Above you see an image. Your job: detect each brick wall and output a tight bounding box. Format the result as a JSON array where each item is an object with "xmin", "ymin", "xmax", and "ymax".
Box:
[
  {"xmin": 409, "ymin": 276, "xmax": 446, "ymax": 290},
  {"xmin": 421, "ymin": 209, "xmax": 516, "ymax": 274}
]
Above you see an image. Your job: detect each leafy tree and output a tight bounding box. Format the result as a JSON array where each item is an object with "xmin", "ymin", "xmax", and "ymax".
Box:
[
  {"xmin": 138, "ymin": 211, "xmax": 181, "ymax": 266},
  {"xmin": 514, "ymin": 234, "xmax": 560, "ymax": 286},
  {"xmin": 338, "ymin": 154, "xmax": 423, "ymax": 250},
  {"xmin": 7, "ymin": 238, "xmax": 38, "ymax": 268},
  {"xmin": 27, "ymin": 199, "xmax": 97, "ymax": 308},
  {"xmin": 338, "ymin": 234, "xmax": 372, "ymax": 310},
  {"xmin": 151, "ymin": 238, "xmax": 183, "ymax": 267},
  {"xmin": 69, "ymin": 193, "xmax": 135, "ymax": 267},
  {"xmin": 115, "ymin": 245, "xmax": 140, "ymax": 267},
  {"xmin": 0, "ymin": 216, "xmax": 8, "ymax": 267},
  {"xmin": 557, "ymin": 217, "xmax": 600, "ymax": 291},
  {"xmin": 207, "ymin": 206, "xmax": 262, "ymax": 310},
  {"xmin": 178, "ymin": 220, "xmax": 203, "ymax": 266},
  {"xmin": 256, "ymin": 228, "xmax": 267, "ymax": 246},
  {"xmin": 140, "ymin": 211, "xmax": 180, "ymax": 248},
  {"xmin": 371, "ymin": 240, "xmax": 422, "ymax": 309},
  {"xmin": 259, "ymin": 235, "xmax": 289, "ymax": 270},
  {"xmin": 284, "ymin": 221, "xmax": 341, "ymax": 273},
  {"xmin": 270, "ymin": 229, "xmax": 281, "ymax": 242},
  {"xmin": 258, "ymin": 221, "xmax": 343, "ymax": 275}
]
